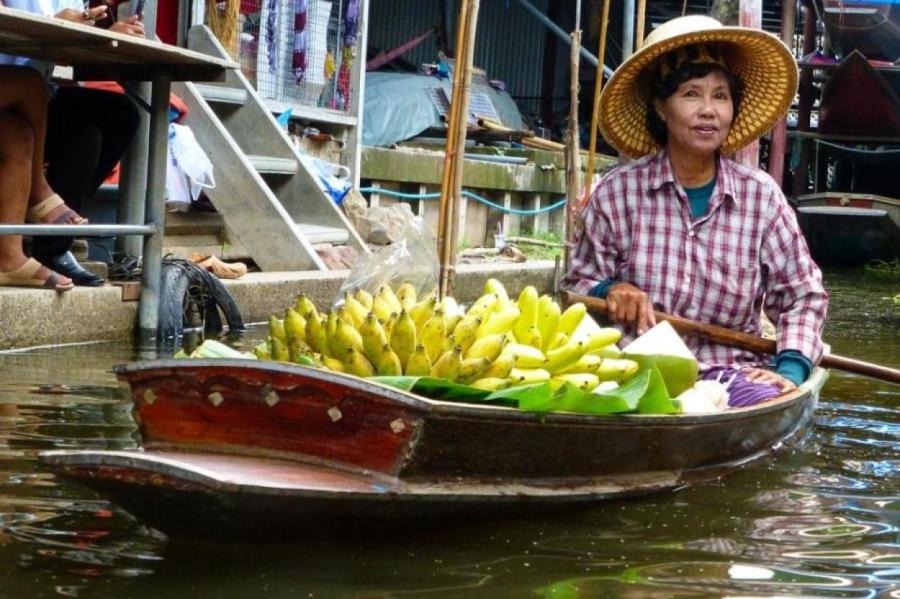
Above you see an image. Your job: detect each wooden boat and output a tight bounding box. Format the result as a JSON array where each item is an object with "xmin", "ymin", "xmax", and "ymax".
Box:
[
  {"xmin": 796, "ymin": 192, "xmax": 900, "ymax": 265},
  {"xmin": 40, "ymin": 360, "xmax": 827, "ymax": 535},
  {"xmin": 818, "ymin": 51, "xmax": 900, "ymax": 137}
]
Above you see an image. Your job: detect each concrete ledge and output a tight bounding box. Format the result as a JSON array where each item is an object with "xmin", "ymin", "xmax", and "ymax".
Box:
[{"xmin": 0, "ymin": 261, "xmax": 557, "ymax": 350}]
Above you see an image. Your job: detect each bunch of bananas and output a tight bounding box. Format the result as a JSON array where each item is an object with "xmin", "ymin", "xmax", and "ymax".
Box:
[{"xmin": 255, "ymin": 279, "xmax": 639, "ymax": 393}]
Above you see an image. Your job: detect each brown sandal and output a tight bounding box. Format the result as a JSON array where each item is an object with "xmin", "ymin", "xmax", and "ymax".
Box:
[
  {"xmin": 188, "ymin": 252, "xmax": 248, "ymax": 279},
  {"xmin": 26, "ymin": 194, "xmax": 88, "ymax": 225},
  {"xmin": 0, "ymin": 258, "xmax": 74, "ymax": 292}
]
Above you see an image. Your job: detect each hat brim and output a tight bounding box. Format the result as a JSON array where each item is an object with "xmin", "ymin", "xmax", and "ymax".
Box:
[{"xmin": 598, "ymin": 27, "xmax": 798, "ymax": 158}]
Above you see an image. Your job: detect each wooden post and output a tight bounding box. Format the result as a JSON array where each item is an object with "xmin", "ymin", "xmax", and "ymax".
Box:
[
  {"xmin": 438, "ymin": 0, "xmax": 480, "ymax": 298},
  {"xmin": 767, "ymin": 0, "xmax": 796, "ymax": 189},
  {"xmin": 735, "ymin": 0, "xmax": 761, "ymax": 168},
  {"xmin": 635, "ymin": 0, "xmax": 647, "ymax": 51},
  {"xmin": 792, "ymin": 2, "xmax": 817, "ymax": 198},
  {"xmin": 501, "ymin": 191, "xmax": 512, "ymax": 239},
  {"xmin": 564, "ymin": 0, "xmax": 582, "ymax": 270}
]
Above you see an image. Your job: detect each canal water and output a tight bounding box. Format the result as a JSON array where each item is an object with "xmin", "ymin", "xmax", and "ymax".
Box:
[{"xmin": 0, "ymin": 270, "xmax": 897, "ymax": 598}]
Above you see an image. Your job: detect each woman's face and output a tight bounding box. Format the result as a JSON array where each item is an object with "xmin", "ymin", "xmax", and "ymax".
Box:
[{"xmin": 654, "ymin": 69, "xmax": 734, "ymax": 160}]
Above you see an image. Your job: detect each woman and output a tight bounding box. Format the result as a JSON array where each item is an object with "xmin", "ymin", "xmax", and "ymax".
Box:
[
  {"xmin": 563, "ymin": 15, "xmax": 828, "ymax": 406},
  {"xmin": 0, "ymin": 0, "xmax": 143, "ymax": 287}
]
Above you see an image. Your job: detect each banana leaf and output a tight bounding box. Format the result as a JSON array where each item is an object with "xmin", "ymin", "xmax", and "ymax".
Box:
[{"xmin": 372, "ymin": 364, "xmax": 681, "ymax": 415}]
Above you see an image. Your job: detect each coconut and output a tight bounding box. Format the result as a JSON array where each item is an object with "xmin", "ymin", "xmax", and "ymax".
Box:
[{"xmin": 622, "ymin": 321, "xmax": 699, "ymax": 397}]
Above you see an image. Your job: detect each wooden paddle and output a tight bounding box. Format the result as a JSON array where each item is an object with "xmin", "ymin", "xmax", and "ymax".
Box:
[{"xmin": 561, "ymin": 291, "xmax": 900, "ymax": 385}]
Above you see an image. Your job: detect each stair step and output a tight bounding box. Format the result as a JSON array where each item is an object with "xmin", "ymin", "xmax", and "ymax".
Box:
[
  {"xmin": 294, "ymin": 223, "xmax": 350, "ymax": 245},
  {"xmin": 164, "ymin": 212, "xmax": 225, "ymax": 236},
  {"xmin": 247, "ymin": 155, "xmax": 299, "ymax": 175},
  {"xmin": 194, "ymin": 83, "xmax": 249, "ymax": 105}
]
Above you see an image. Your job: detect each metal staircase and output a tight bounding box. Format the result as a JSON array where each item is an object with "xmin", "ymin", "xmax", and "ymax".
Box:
[{"xmin": 171, "ymin": 25, "xmax": 366, "ymax": 271}]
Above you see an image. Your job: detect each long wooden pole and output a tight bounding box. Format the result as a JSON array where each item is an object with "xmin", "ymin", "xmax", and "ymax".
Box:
[
  {"xmin": 562, "ymin": 292, "xmax": 900, "ymax": 385},
  {"xmin": 440, "ymin": 0, "xmax": 480, "ymax": 298},
  {"xmin": 582, "ymin": 0, "xmax": 610, "ymax": 205},
  {"xmin": 564, "ymin": 0, "xmax": 582, "ymax": 270},
  {"xmin": 635, "ymin": 0, "xmax": 647, "ymax": 51},
  {"xmin": 437, "ymin": 0, "xmax": 471, "ymax": 298}
]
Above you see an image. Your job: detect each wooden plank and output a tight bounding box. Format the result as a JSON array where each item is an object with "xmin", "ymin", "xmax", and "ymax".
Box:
[{"xmin": 0, "ymin": 6, "xmax": 234, "ymax": 82}]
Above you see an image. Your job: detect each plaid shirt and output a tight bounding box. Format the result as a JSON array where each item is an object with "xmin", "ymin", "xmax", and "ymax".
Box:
[{"xmin": 563, "ymin": 150, "xmax": 828, "ymax": 371}]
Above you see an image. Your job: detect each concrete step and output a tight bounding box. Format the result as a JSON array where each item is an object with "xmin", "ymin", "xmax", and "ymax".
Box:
[
  {"xmin": 247, "ymin": 155, "xmax": 299, "ymax": 176},
  {"xmin": 193, "ymin": 83, "xmax": 249, "ymax": 105},
  {"xmin": 293, "ymin": 223, "xmax": 350, "ymax": 245}
]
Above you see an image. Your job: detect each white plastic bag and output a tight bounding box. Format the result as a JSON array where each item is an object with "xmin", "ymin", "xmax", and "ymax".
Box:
[
  {"xmin": 297, "ymin": 152, "xmax": 352, "ymax": 204},
  {"xmin": 168, "ymin": 123, "xmax": 215, "ymax": 203},
  {"xmin": 336, "ymin": 217, "xmax": 438, "ymax": 305}
]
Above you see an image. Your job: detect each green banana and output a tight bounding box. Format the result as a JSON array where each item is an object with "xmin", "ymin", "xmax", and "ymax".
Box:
[{"xmin": 344, "ymin": 348, "xmax": 375, "ymax": 378}]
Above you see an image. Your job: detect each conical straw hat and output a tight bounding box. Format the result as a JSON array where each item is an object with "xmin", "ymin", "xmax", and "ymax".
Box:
[{"xmin": 598, "ymin": 15, "xmax": 798, "ymax": 158}]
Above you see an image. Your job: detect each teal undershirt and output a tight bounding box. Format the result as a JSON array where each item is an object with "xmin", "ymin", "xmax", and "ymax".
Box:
[
  {"xmin": 587, "ymin": 176, "xmax": 812, "ymax": 384},
  {"xmin": 683, "ymin": 177, "xmax": 716, "ymax": 220}
]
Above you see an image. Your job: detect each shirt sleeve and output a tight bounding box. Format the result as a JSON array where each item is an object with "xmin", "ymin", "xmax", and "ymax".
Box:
[
  {"xmin": 760, "ymin": 188, "xmax": 829, "ymax": 364},
  {"xmin": 561, "ymin": 183, "xmax": 621, "ymax": 296}
]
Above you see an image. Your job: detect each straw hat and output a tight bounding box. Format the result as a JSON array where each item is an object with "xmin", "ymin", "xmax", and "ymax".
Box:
[{"xmin": 598, "ymin": 15, "xmax": 798, "ymax": 158}]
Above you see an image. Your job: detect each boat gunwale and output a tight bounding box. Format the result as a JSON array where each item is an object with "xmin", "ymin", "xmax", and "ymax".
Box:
[{"xmin": 115, "ymin": 359, "xmax": 827, "ymax": 427}]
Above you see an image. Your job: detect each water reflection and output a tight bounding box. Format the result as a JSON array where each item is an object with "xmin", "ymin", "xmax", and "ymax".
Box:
[{"xmin": 0, "ymin": 268, "xmax": 896, "ymax": 597}]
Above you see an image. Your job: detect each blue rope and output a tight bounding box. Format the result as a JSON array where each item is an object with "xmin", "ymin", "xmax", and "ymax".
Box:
[{"xmin": 358, "ymin": 187, "xmax": 567, "ymax": 216}]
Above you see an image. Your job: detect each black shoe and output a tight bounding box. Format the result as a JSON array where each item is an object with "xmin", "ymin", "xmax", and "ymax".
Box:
[{"xmin": 42, "ymin": 252, "xmax": 105, "ymax": 287}]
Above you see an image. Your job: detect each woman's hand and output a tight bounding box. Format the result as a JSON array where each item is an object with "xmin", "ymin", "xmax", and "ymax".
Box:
[
  {"xmin": 109, "ymin": 15, "xmax": 145, "ymax": 37},
  {"xmin": 606, "ymin": 282, "xmax": 656, "ymax": 335},
  {"xmin": 56, "ymin": 5, "xmax": 107, "ymax": 24},
  {"xmin": 742, "ymin": 367, "xmax": 797, "ymax": 393}
]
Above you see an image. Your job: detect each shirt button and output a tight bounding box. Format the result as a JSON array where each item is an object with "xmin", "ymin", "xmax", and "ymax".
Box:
[{"xmin": 688, "ymin": 230, "xmax": 696, "ymax": 237}]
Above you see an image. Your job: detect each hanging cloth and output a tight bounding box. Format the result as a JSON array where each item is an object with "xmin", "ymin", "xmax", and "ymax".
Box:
[{"xmin": 292, "ymin": 0, "xmax": 309, "ymax": 83}]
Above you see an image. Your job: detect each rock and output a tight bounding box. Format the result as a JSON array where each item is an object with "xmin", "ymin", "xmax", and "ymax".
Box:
[
  {"xmin": 501, "ymin": 245, "xmax": 527, "ymax": 262},
  {"xmin": 342, "ymin": 188, "xmax": 418, "ymax": 245},
  {"xmin": 314, "ymin": 244, "xmax": 362, "ymax": 270}
]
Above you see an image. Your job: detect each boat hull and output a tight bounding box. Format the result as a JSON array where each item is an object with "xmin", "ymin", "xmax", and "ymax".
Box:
[{"xmin": 40, "ymin": 361, "xmax": 826, "ymax": 531}]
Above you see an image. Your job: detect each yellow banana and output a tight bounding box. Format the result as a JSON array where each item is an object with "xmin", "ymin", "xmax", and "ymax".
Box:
[
  {"xmin": 344, "ymin": 348, "xmax": 376, "ymax": 378},
  {"xmin": 537, "ymin": 296, "xmax": 561, "ymax": 351},
  {"xmin": 395, "ymin": 282, "xmax": 417, "ymax": 312},
  {"xmin": 544, "ymin": 341, "xmax": 587, "ymax": 373},
  {"xmin": 549, "ymin": 332, "xmax": 569, "ymax": 351},
  {"xmin": 373, "ymin": 343, "xmax": 403, "ymax": 376},
  {"xmin": 477, "ymin": 305, "xmax": 520, "ymax": 338},
  {"xmin": 382, "ymin": 312, "xmax": 398, "ymax": 340},
  {"xmin": 430, "ymin": 346, "xmax": 462, "ymax": 381},
  {"xmin": 502, "ymin": 343, "xmax": 546, "ymax": 369},
  {"xmin": 306, "ymin": 313, "xmax": 329, "ymax": 355},
  {"xmin": 552, "ymin": 373, "xmax": 600, "ymax": 391},
  {"xmin": 595, "ymin": 358, "xmax": 640, "ymax": 382},
  {"xmin": 557, "ymin": 302, "xmax": 587, "ymax": 337},
  {"xmin": 371, "ymin": 295, "xmax": 394, "ymax": 322},
  {"xmin": 509, "ymin": 367, "xmax": 551, "ymax": 386},
  {"xmin": 479, "ymin": 353, "xmax": 515, "ymax": 379},
  {"xmin": 470, "ymin": 377, "xmax": 511, "ymax": 392},
  {"xmin": 253, "ymin": 341, "xmax": 271, "ymax": 360},
  {"xmin": 410, "ymin": 296, "xmax": 437, "ymax": 332},
  {"xmin": 325, "ymin": 310, "xmax": 338, "ymax": 339},
  {"xmin": 353, "ymin": 288, "xmax": 373, "ymax": 311},
  {"xmin": 404, "ymin": 344, "xmax": 433, "ymax": 376},
  {"xmin": 269, "ymin": 335, "xmax": 289, "ymax": 362},
  {"xmin": 359, "ymin": 312, "xmax": 389, "ymax": 364},
  {"xmin": 483, "ymin": 278, "xmax": 511, "ymax": 305},
  {"xmin": 516, "ymin": 324, "xmax": 543, "ymax": 349},
  {"xmin": 268, "ymin": 315, "xmax": 286, "ymax": 344},
  {"xmin": 376, "ymin": 284, "xmax": 402, "ymax": 314},
  {"xmin": 592, "ymin": 344, "xmax": 622, "ymax": 359},
  {"xmin": 293, "ymin": 293, "xmax": 318, "ymax": 320},
  {"xmin": 390, "ymin": 309, "xmax": 417, "ymax": 370},
  {"xmin": 579, "ymin": 328, "xmax": 623, "ymax": 352},
  {"xmin": 321, "ymin": 355, "xmax": 345, "ymax": 373},
  {"xmin": 283, "ymin": 308, "xmax": 307, "ymax": 344},
  {"xmin": 452, "ymin": 316, "xmax": 482, "ymax": 354},
  {"xmin": 440, "ymin": 295, "xmax": 463, "ymax": 320},
  {"xmin": 458, "ymin": 357, "xmax": 490, "ymax": 383},
  {"xmin": 343, "ymin": 292, "xmax": 369, "ymax": 329},
  {"xmin": 558, "ymin": 354, "xmax": 604, "ymax": 375},
  {"xmin": 288, "ymin": 337, "xmax": 313, "ymax": 365},
  {"xmin": 513, "ymin": 285, "xmax": 539, "ymax": 342},
  {"xmin": 466, "ymin": 293, "xmax": 499, "ymax": 320},
  {"xmin": 332, "ymin": 317, "xmax": 364, "ymax": 361},
  {"xmin": 419, "ymin": 311, "xmax": 446, "ymax": 363},
  {"xmin": 465, "ymin": 333, "xmax": 507, "ymax": 362}
]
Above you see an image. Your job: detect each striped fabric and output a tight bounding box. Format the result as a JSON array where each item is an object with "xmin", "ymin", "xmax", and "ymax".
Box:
[{"xmin": 563, "ymin": 150, "xmax": 828, "ymax": 372}]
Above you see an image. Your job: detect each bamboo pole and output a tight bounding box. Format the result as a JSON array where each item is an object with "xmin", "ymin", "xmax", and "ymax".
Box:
[
  {"xmin": 436, "ymin": 0, "xmax": 470, "ymax": 298},
  {"xmin": 635, "ymin": 0, "xmax": 647, "ymax": 51},
  {"xmin": 564, "ymin": 0, "xmax": 582, "ymax": 270},
  {"xmin": 582, "ymin": 0, "xmax": 610, "ymax": 204},
  {"xmin": 439, "ymin": 0, "xmax": 481, "ymax": 299}
]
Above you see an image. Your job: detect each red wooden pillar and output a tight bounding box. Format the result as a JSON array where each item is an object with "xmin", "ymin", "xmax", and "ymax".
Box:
[
  {"xmin": 735, "ymin": 0, "xmax": 761, "ymax": 168},
  {"xmin": 767, "ymin": 0, "xmax": 797, "ymax": 190}
]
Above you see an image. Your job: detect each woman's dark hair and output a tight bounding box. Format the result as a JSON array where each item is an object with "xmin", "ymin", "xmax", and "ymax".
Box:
[{"xmin": 646, "ymin": 61, "xmax": 745, "ymax": 147}]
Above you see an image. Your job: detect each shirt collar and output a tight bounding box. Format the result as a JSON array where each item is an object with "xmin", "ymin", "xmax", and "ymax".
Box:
[{"xmin": 648, "ymin": 150, "xmax": 740, "ymax": 205}]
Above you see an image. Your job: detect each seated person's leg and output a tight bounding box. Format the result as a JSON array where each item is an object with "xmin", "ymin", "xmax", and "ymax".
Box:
[{"xmin": 0, "ymin": 109, "xmax": 72, "ymax": 291}]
